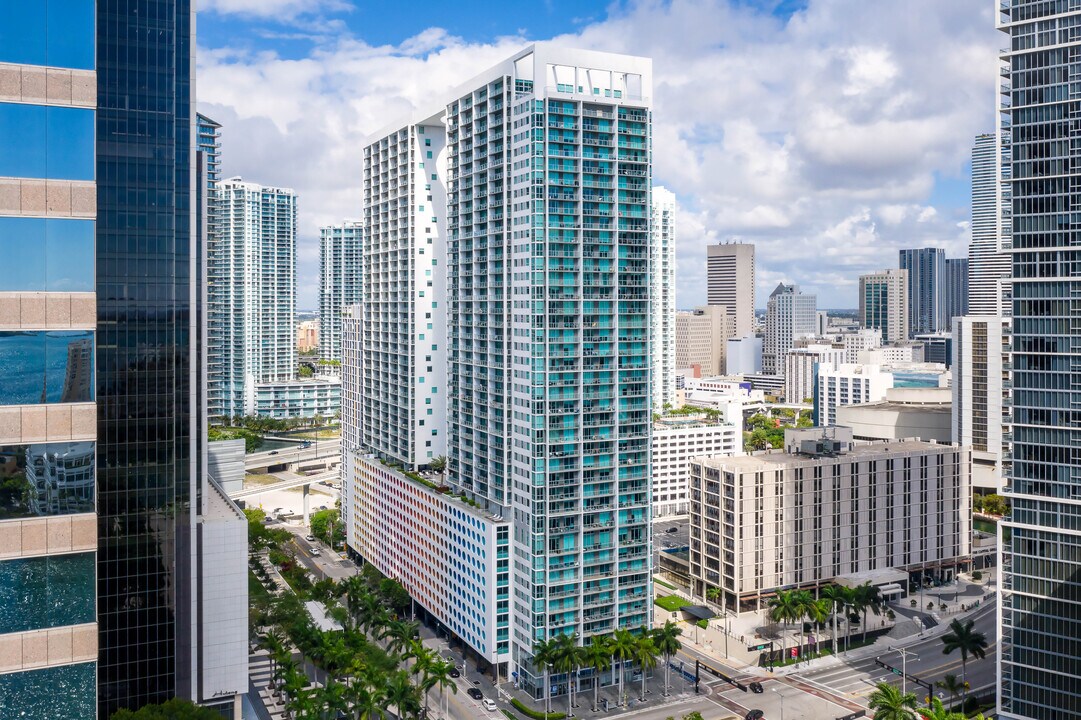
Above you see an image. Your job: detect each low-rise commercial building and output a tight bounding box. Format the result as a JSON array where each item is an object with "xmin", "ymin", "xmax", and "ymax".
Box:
[
  {"xmin": 689, "ymin": 428, "xmax": 971, "ymax": 614},
  {"xmin": 652, "ymin": 410, "xmax": 741, "ymax": 518},
  {"xmin": 836, "ymin": 387, "xmax": 952, "ymax": 443}
]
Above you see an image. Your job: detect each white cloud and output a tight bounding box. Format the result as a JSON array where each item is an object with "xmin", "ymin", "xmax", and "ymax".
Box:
[{"xmin": 197, "ymin": 0, "xmax": 998, "ymax": 309}]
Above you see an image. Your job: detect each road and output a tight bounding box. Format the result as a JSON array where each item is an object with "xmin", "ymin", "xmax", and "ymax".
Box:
[
  {"xmin": 797, "ymin": 601, "xmax": 998, "ymax": 703},
  {"xmin": 231, "ymin": 470, "xmax": 338, "ymax": 499},
  {"xmin": 246, "ymin": 438, "xmax": 341, "ymax": 470}
]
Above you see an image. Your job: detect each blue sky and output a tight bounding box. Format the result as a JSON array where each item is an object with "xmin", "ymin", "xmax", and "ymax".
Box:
[{"xmin": 197, "ymin": 0, "xmax": 996, "ymax": 310}]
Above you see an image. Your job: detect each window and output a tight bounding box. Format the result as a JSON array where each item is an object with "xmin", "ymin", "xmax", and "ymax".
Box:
[
  {"xmin": 0, "ymin": 442, "xmax": 95, "ymax": 520},
  {"xmin": 0, "ymin": 104, "xmax": 94, "ymax": 180},
  {"xmin": 0, "ymin": 218, "xmax": 94, "ymax": 292},
  {"xmin": 0, "ymin": 331, "xmax": 95, "ymax": 405},
  {"xmin": 0, "ymin": 552, "xmax": 95, "ymax": 633},
  {"xmin": 0, "ymin": 0, "xmax": 95, "ymax": 69}
]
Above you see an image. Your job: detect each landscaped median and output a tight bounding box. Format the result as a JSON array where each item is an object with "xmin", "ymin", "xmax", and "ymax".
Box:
[{"xmin": 654, "ymin": 594, "xmax": 692, "ymax": 613}]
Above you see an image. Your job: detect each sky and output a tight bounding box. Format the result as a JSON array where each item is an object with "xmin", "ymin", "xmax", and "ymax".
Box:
[{"xmin": 196, "ymin": 0, "xmax": 1001, "ymax": 311}]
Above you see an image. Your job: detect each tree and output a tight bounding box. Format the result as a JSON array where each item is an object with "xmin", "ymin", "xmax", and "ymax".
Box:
[
  {"xmin": 384, "ymin": 670, "xmax": 422, "ymax": 720},
  {"xmin": 110, "ymin": 699, "xmax": 223, "ymax": 719},
  {"xmin": 936, "ymin": 673, "xmax": 965, "ymax": 711},
  {"xmin": 551, "ymin": 632, "xmax": 583, "ymax": 717},
  {"xmin": 409, "ymin": 646, "xmax": 440, "ymax": 717},
  {"xmin": 298, "ymin": 364, "xmax": 314, "ymax": 378},
  {"xmin": 583, "ymin": 635, "xmax": 612, "ymax": 711},
  {"xmin": 634, "ymin": 630, "xmax": 659, "ymax": 701},
  {"xmin": 941, "ymin": 618, "xmax": 988, "ymax": 710},
  {"xmin": 867, "ymin": 682, "xmax": 919, "ymax": 720},
  {"xmin": 747, "ymin": 428, "xmax": 773, "ymax": 451},
  {"xmin": 652, "ymin": 620, "xmax": 683, "ymax": 697},
  {"xmin": 705, "ymin": 586, "xmax": 722, "ymax": 605},
  {"xmin": 430, "ymin": 658, "xmax": 458, "ymax": 720},
  {"xmin": 533, "ymin": 637, "xmax": 558, "ymax": 715},
  {"xmin": 852, "ymin": 583, "xmax": 882, "ymax": 642},
  {"xmin": 920, "ymin": 695, "xmax": 966, "ymax": 720},
  {"xmin": 820, "ymin": 584, "xmax": 850, "ymax": 655},
  {"xmin": 429, "ymin": 455, "xmax": 447, "ymax": 473},
  {"xmin": 609, "ymin": 628, "xmax": 638, "ymax": 707},
  {"xmin": 767, "ymin": 589, "xmax": 800, "ymax": 660},
  {"xmin": 310, "ymin": 508, "xmax": 343, "ymax": 546},
  {"xmin": 982, "ymin": 493, "xmax": 1009, "ymax": 516}
]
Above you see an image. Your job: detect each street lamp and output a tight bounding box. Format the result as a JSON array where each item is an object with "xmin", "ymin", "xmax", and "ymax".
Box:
[
  {"xmin": 889, "ymin": 645, "xmax": 919, "ymax": 697},
  {"xmin": 772, "ymin": 687, "xmax": 785, "ymax": 720}
]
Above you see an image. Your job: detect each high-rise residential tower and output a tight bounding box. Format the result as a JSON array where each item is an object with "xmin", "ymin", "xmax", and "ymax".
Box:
[
  {"xmin": 706, "ymin": 242, "xmax": 755, "ymax": 339},
  {"xmin": 345, "ymin": 44, "xmax": 654, "ymax": 703},
  {"xmin": 952, "ymin": 316, "xmax": 1005, "ymax": 495},
  {"xmin": 209, "ymin": 177, "xmax": 298, "ymax": 419},
  {"xmin": 945, "ymin": 257, "xmax": 969, "ymax": 326},
  {"xmin": 319, "ymin": 222, "xmax": 364, "ymax": 362},
  {"xmin": 763, "ymin": 282, "xmax": 816, "ymax": 375},
  {"xmin": 969, "ymin": 133, "xmax": 1012, "ymax": 317},
  {"xmin": 998, "ymin": 3, "xmax": 1081, "ymax": 717},
  {"xmin": 859, "ymin": 268, "xmax": 909, "ymax": 343},
  {"xmin": 651, "ymin": 187, "xmax": 676, "ymax": 409},
  {"xmin": 899, "ymin": 247, "xmax": 948, "ymax": 337}
]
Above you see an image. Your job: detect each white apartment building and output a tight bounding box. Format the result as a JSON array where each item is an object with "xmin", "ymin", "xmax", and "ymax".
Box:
[
  {"xmin": 968, "ymin": 133, "xmax": 1011, "ymax": 318},
  {"xmin": 319, "ymin": 221, "xmax": 363, "ymax": 361},
  {"xmin": 253, "ymin": 377, "xmax": 341, "ymax": 420},
  {"xmin": 785, "ymin": 344, "xmax": 845, "ymax": 404},
  {"xmin": 815, "ymin": 363, "xmax": 894, "ymax": 427},
  {"xmin": 675, "ymin": 306, "xmax": 733, "ymax": 376},
  {"xmin": 706, "ymin": 243, "xmax": 755, "ymax": 338},
  {"xmin": 651, "ymin": 187, "xmax": 677, "ymax": 410},
  {"xmin": 843, "ymin": 328, "xmax": 882, "ymax": 363},
  {"xmin": 859, "ymin": 269, "xmax": 909, "ymax": 344},
  {"xmin": 726, "ymin": 335, "xmax": 763, "ymax": 375},
  {"xmin": 652, "ymin": 409, "xmax": 742, "ymax": 518},
  {"xmin": 763, "ymin": 283, "xmax": 817, "ymax": 375},
  {"xmin": 952, "ymin": 316, "xmax": 1005, "ymax": 493},
  {"xmin": 689, "ymin": 428, "xmax": 971, "ymax": 614},
  {"xmin": 210, "ymin": 177, "xmax": 298, "ymax": 419}
]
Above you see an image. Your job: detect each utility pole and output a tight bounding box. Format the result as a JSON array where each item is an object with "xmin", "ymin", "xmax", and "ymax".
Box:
[{"xmin": 889, "ymin": 645, "xmax": 919, "ymax": 696}]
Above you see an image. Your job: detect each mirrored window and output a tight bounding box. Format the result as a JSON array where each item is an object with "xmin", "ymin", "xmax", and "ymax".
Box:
[
  {"xmin": 0, "ymin": 552, "xmax": 95, "ymax": 634},
  {"xmin": 0, "ymin": 0, "xmax": 95, "ymax": 70},
  {"xmin": 0, "ymin": 218, "xmax": 95, "ymax": 292},
  {"xmin": 0, "ymin": 331, "xmax": 95, "ymax": 405},
  {"xmin": 0, "ymin": 662, "xmax": 96, "ymax": 719},
  {"xmin": 0, "ymin": 442, "xmax": 95, "ymax": 519},
  {"xmin": 0, "ymin": 104, "xmax": 94, "ymax": 181}
]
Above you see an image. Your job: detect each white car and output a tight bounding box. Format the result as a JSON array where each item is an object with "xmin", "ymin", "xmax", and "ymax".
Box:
[
  {"xmin": 310, "ymin": 548, "xmax": 321, "ymax": 556},
  {"xmin": 482, "ymin": 699, "xmax": 497, "ymax": 712}
]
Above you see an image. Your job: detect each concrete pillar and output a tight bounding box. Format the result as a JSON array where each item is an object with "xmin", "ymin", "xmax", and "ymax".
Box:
[{"xmin": 303, "ymin": 483, "xmax": 310, "ymax": 526}]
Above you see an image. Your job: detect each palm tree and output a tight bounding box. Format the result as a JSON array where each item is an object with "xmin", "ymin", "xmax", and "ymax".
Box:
[
  {"xmin": 583, "ymin": 636, "xmax": 612, "ymax": 711},
  {"xmin": 853, "ymin": 583, "xmax": 883, "ymax": 642},
  {"xmin": 867, "ymin": 681, "xmax": 919, "ymax": 720},
  {"xmin": 355, "ymin": 593, "xmax": 388, "ymax": 637},
  {"xmin": 385, "ymin": 669, "xmax": 422, "ymax": 720},
  {"xmin": 790, "ymin": 589, "xmax": 815, "ymax": 657},
  {"xmin": 551, "ymin": 633, "xmax": 582, "ymax": 717},
  {"xmin": 941, "ymin": 618, "xmax": 988, "ymax": 710},
  {"xmin": 609, "ymin": 628, "xmax": 638, "ymax": 707},
  {"xmin": 380, "ymin": 619, "xmax": 420, "ymax": 657},
  {"xmin": 633, "ymin": 630, "xmax": 659, "ymax": 701},
  {"xmin": 820, "ymin": 585, "xmax": 848, "ymax": 655},
  {"xmin": 935, "ymin": 673, "xmax": 965, "ymax": 711},
  {"xmin": 533, "ymin": 637, "xmax": 558, "ymax": 715},
  {"xmin": 705, "ymin": 586, "xmax": 722, "ymax": 606},
  {"xmin": 651, "ymin": 620, "xmax": 683, "ymax": 697},
  {"xmin": 767, "ymin": 589, "xmax": 800, "ymax": 661},
  {"xmin": 920, "ymin": 696, "xmax": 966, "ymax": 720},
  {"xmin": 430, "ymin": 659, "xmax": 458, "ymax": 720},
  {"xmin": 409, "ymin": 646, "xmax": 439, "ymax": 717},
  {"xmin": 804, "ymin": 598, "xmax": 832, "ymax": 655}
]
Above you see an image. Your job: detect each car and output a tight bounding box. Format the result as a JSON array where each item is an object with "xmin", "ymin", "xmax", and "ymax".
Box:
[
  {"xmin": 745, "ymin": 710, "xmax": 764, "ymax": 720},
  {"xmin": 305, "ymin": 534, "xmax": 315, "ymax": 541},
  {"xmin": 666, "ymin": 527, "xmax": 679, "ymax": 533},
  {"xmin": 310, "ymin": 548, "xmax": 321, "ymax": 556},
  {"xmin": 302, "ymin": 441, "xmax": 312, "ymax": 448},
  {"xmin": 749, "ymin": 681, "xmax": 764, "ymax": 694},
  {"xmin": 482, "ymin": 699, "xmax": 497, "ymax": 711},
  {"xmin": 269, "ymin": 451, "xmax": 279, "ymax": 455},
  {"xmin": 467, "ymin": 688, "xmax": 483, "ymax": 700},
  {"xmin": 448, "ymin": 667, "xmax": 460, "ymax": 678}
]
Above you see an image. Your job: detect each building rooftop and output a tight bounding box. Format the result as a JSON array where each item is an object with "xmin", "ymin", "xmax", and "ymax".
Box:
[{"xmin": 694, "ymin": 438, "xmax": 955, "ymax": 471}]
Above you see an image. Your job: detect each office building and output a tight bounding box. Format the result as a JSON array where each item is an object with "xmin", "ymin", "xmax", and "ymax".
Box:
[
  {"xmin": 0, "ymin": 3, "xmax": 248, "ymax": 717},
  {"xmin": 945, "ymin": 257, "xmax": 969, "ymax": 326},
  {"xmin": 785, "ymin": 344, "xmax": 845, "ymax": 404},
  {"xmin": 814, "ymin": 363, "xmax": 894, "ymax": 427},
  {"xmin": 297, "ymin": 319, "xmax": 319, "ymax": 353},
  {"xmin": 689, "ymin": 428, "xmax": 970, "ymax": 614},
  {"xmin": 210, "ymin": 177, "xmax": 298, "ymax": 419},
  {"xmin": 969, "ymin": 133, "xmax": 1011, "ymax": 318},
  {"xmin": 675, "ymin": 306, "xmax": 733, "ymax": 376},
  {"xmin": 816, "ymin": 310, "xmax": 829, "ymax": 337},
  {"xmin": 726, "ymin": 335, "xmax": 763, "ymax": 375},
  {"xmin": 652, "ymin": 409, "xmax": 741, "ymax": 518},
  {"xmin": 836, "ymin": 387, "xmax": 952, "ymax": 443},
  {"xmin": 952, "ymin": 317, "xmax": 1004, "ymax": 494},
  {"xmin": 899, "ymin": 248, "xmax": 947, "ymax": 337},
  {"xmin": 998, "ymin": 6, "xmax": 1081, "ymax": 716},
  {"xmin": 319, "ymin": 222, "xmax": 363, "ymax": 362},
  {"xmin": 859, "ymin": 269, "xmax": 909, "ymax": 344},
  {"xmin": 706, "ymin": 243, "xmax": 755, "ymax": 338},
  {"xmin": 843, "ymin": 328, "xmax": 882, "ymax": 363},
  {"xmin": 915, "ymin": 332, "xmax": 952, "ymax": 368},
  {"xmin": 651, "ymin": 187, "xmax": 677, "ymax": 409},
  {"xmin": 346, "ymin": 45, "xmax": 653, "ymax": 699},
  {"xmin": 763, "ymin": 283, "xmax": 817, "ymax": 375}
]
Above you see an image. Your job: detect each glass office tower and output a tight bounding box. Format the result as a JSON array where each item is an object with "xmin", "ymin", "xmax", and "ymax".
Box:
[{"xmin": 998, "ymin": 2, "xmax": 1081, "ymax": 718}]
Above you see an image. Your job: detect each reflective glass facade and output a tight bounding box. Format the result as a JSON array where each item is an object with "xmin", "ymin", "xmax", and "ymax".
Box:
[
  {"xmin": 0, "ymin": 662, "xmax": 97, "ymax": 718},
  {"xmin": 0, "ymin": 442, "xmax": 96, "ymax": 520},
  {"xmin": 999, "ymin": 2, "xmax": 1081, "ymax": 718},
  {"xmin": 0, "ymin": 553, "xmax": 96, "ymax": 634},
  {"xmin": 95, "ymin": 0, "xmax": 195, "ymax": 715}
]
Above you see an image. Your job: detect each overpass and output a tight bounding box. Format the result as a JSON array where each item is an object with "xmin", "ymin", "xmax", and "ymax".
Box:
[
  {"xmin": 246, "ymin": 438, "xmax": 341, "ymax": 471},
  {"xmin": 231, "ymin": 470, "xmax": 338, "ymax": 524}
]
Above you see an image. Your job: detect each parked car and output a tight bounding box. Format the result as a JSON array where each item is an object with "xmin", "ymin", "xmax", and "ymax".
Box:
[
  {"xmin": 745, "ymin": 711, "xmax": 764, "ymax": 720},
  {"xmin": 269, "ymin": 451, "xmax": 279, "ymax": 455},
  {"xmin": 467, "ymin": 688, "xmax": 483, "ymax": 700},
  {"xmin": 666, "ymin": 527, "xmax": 679, "ymax": 533},
  {"xmin": 305, "ymin": 534, "xmax": 315, "ymax": 541},
  {"xmin": 310, "ymin": 548, "xmax": 321, "ymax": 556},
  {"xmin": 448, "ymin": 667, "xmax": 460, "ymax": 678},
  {"xmin": 482, "ymin": 699, "xmax": 497, "ymax": 711}
]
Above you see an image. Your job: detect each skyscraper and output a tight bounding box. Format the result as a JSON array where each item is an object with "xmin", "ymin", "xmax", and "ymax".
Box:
[
  {"xmin": 706, "ymin": 242, "xmax": 755, "ymax": 339},
  {"xmin": 651, "ymin": 187, "xmax": 676, "ymax": 409},
  {"xmin": 945, "ymin": 257, "xmax": 969, "ymax": 326},
  {"xmin": 998, "ymin": 3, "xmax": 1081, "ymax": 717},
  {"xmin": 675, "ymin": 306, "xmax": 732, "ymax": 376},
  {"xmin": 319, "ymin": 222, "xmax": 364, "ymax": 362},
  {"xmin": 763, "ymin": 283, "xmax": 816, "ymax": 375},
  {"xmin": 210, "ymin": 177, "xmax": 298, "ymax": 419},
  {"xmin": 969, "ymin": 133, "xmax": 1011, "ymax": 317},
  {"xmin": 899, "ymin": 247, "xmax": 948, "ymax": 337},
  {"xmin": 952, "ymin": 316, "xmax": 1005, "ymax": 495},
  {"xmin": 345, "ymin": 44, "xmax": 653, "ymax": 702},
  {"xmin": 858, "ymin": 268, "xmax": 909, "ymax": 343}
]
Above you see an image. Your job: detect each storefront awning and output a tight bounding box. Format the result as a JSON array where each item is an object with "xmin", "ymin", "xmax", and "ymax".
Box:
[{"xmin": 683, "ymin": 605, "xmax": 717, "ymax": 621}]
